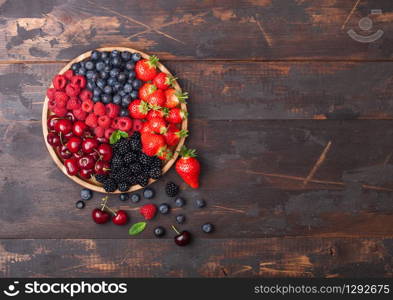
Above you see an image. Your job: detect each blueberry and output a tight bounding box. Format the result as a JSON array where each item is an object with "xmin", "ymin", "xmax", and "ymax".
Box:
[
  {"xmin": 143, "ymin": 188, "xmax": 155, "ymax": 199},
  {"xmin": 176, "ymin": 214, "xmax": 185, "ymax": 224},
  {"xmin": 85, "ymin": 60, "xmax": 95, "ymax": 70},
  {"xmin": 154, "ymin": 226, "xmax": 165, "ymax": 237},
  {"xmin": 101, "ymin": 52, "xmax": 109, "ymax": 59},
  {"xmin": 111, "ymin": 50, "xmax": 119, "ymax": 57},
  {"xmin": 101, "ymin": 94, "xmax": 112, "ymax": 104},
  {"xmin": 107, "ymin": 77, "xmax": 117, "ymax": 86},
  {"xmin": 76, "ymin": 200, "xmax": 85, "ymax": 209},
  {"xmin": 202, "ymin": 223, "xmax": 214, "ymax": 233},
  {"xmin": 92, "ymin": 96, "xmax": 101, "ymax": 103},
  {"xmin": 77, "ymin": 67, "xmax": 86, "ymax": 75},
  {"xmin": 130, "ymin": 90, "xmax": 138, "ymax": 99},
  {"xmin": 113, "ymin": 94, "xmax": 122, "ymax": 105},
  {"xmin": 132, "ymin": 79, "xmax": 142, "ymax": 89},
  {"xmin": 121, "ymin": 51, "xmax": 131, "ymax": 61},
  {"xmin": 125, "ymin": 61, "xmax": 135, "ymax": 70},
  {"xmin": 111, "ymin": 57, "xmax": 121, "ymax": 67},
  {"xmin": 87, "ymin": 80, "xmax": 96, "ymax": 90},
  {"xmin": 175, "ymin": 197, "xmax": 185, "ymax": 207},
  {"xmin": 123, "ymin": 83, "xmax": 133, "ymax": 93},
  {"xmin": 130, "ymin": 193, "xmax": 140, "ymax": 203},
  {"xmin": 119, "ymin": 193, "xmax": 129, "ymax": 201},
  {"xmin": 110, "ymin": 68, "xmax": 120, "ymax": 78},
  {"xmin": 159, "ymin": 203, "xmax": 170, "ymax": 214},
  {"xmin": 121, "ymin": 95, "xmax": 132, "ymax": 107},
  {"xmin": 104, "ymin": 58, "xmax": 111, "ymax": 65},
  {"xmin": 86, "ymin": 70, "xmax": 97, "ymax": 80},
  {"xmin": 120, "ymin": 108, "xmax": 129, "ymax": 116},
  {"xmin": 79, "ymin": 61, "xmax": 86, "ymax": 68},
  {"xmin": 128, "ymin": 70, "xmax": 136, "ymax": 79},
  {"xmin": 103, "ymin": 85, "xmax": 112, "ymax": 95},
  {"xmin": 195, "ymin": 199, "xmax": 206, "ymax": 208},
  {"xmin": 91, "ymin": 50, "xmax": 101, "ymax": 60},
  {"xmin": 93, "ymin": 88, "xmax": 102, "ymax": 97},
  {"xmin": 99, "ymin": 71, "xmax": 109, "ymax": 80},
  {"xmin": 80, "ymin": 189, "xmax": 92, "ymax": 201},
  {"xmin": 117, "ymin": 72, "xmax": 126, "ymax": 82},
  {"xmin": 71, "ymin": 63, "xmax": 80, "ymax": 71},
  {"xmin": 113, "ymin": 82, "xmax": 122, "ymax": 92},
  {"xmin": 132, "ymin": 52, "xmax": 141, "ymax": 62},
  {"xmin": 95, "ymin": 61, "xmax": 105, "ymax": 71},
  {"xmin": 97, "ymin": 79, "xmax": 106, "ymax": 90},
  {"xmin": 104, "ymin": 65, "xmax": 111, "ymax": 72},
  {"xmin": 119, "ymin": 90, "xmax": 127, "ymax": 97}
]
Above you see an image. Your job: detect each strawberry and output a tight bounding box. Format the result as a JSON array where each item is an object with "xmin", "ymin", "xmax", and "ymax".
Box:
[
  {"xmin": 147, "ymin": 117, "xmax": 167, "ymax": 134},
  {"xmin": 175, "ymin": 146, "xmax": 201, "ymax": 188},
  {"xmin": 153, "ymin": 72, "xmax": 176, "ymax": 90},
  {"xmin": 166, "ymin": 108, "xmax": 188, "ymax": 124},
  {"xmin": 146, "ymin": 89, "xmax": 166, "ymax": 108},
  {"xmin": 139, "ymin": 204, "xmax": 157, "ymax": 220},
  {"xmin": 139, "ymin": 83, "xmax": 157, "ymax": 101},
  {"xmin": 157, "ymin": 146, "xmax": 173, "ymax": 161},
  {"xmin": 164, "ymin": 89, "xmax": 188, "ymax": 109},
  {"xmin": 135, "ymin": 55, "xmax": 159, "ymax": 81},
  {"xmin": 141, "ymin": 132, "xmax": 166, "ymax": 156},
  {"xmin": 53, "ymin": 74, "xmax": 67, "ymax": 90},
  {"xmin": 140, "ymin": 121, "xmax": 152, "ymax": 134},
  {"xmin": 146, "ymin": 107, "xmax": 168, "ymax": 120},
  {"xmin": 163, "ymin": 124, "xmax": 188, "ymax": 146},
  {"xmin": 128, "ymin": 99, "xmax": 149, "ymax": 119}
]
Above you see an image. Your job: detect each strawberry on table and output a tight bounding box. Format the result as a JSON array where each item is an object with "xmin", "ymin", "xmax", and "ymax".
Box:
[
  {"xmin": 128, "ymin": 99, "xmax": 149, "ymax": 119},
  {"xmin": 135, "ymin": 55, "xmax": 159, "ymax": 81},
  {"xmin": 166, "ymin": 107, "xmax": 188, "ymax": 124},
  {"xmin": 153, "ymin": 72, "xmax": 176, "ymax": 90},
  {"xmin": 165, "ymin": 89, "xmax": 188, "ymax": 109},
  {"xmin": 175, "ymin": 146, "xmax": 201, "ymax": 189}
]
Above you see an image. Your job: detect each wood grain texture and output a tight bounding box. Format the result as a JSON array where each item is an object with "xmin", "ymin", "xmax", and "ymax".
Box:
[
  {"xmin": 1, "ymin": 0, "xmax": 393, "ymax": 61},
  {"xmin": 0, "ymin": 238, "xmax": 392, "ymax": 278}
]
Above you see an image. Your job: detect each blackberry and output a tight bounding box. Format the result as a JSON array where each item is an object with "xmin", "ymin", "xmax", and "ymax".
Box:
[
  {"xmin": 129, "ymin": 162, "xmax": 142, "ymax": 174},
  {"xmin": 128, "ymin": 176, "xmax": 139, "ymax": 185},
  {"xmin": 118, "ymin": 182, "xmax": 131, "ymax": 192},
  {"xmin": 150, "ymin": 156, "xmax": 162, "ymax": 169},
  {"xmin": 124, "ymin": 152, "xmax": 138, "ymax": 164},
  {"xmin": 165, "ymin": 182, "xmax": 179, "ymax": 197},
  {"xmin": 131, "ymin": 131, "xmax": 141, "ymax": 140},
  {"xmin": 117, "ymin": 138, "xmax": 130, "ymax": 155},
  {"xmin": 137, "ymin": 174, "xmax": 149, "ymax": 187},
  {"xmin": 129, "ymin": 138, "xmax": 141, "ymax": 151},
  {"xmin": 139, "ymin": 153, "xmax": 153, "ymax": 166},
  {"xmin": 113, "ymin": 167, "xmax": 131, "ymax": 182},
  {"xmin": 148, "ymin": 167, "xmax": 162, "ymax": 179},
  {"xmin": 103, "ymin": 178, "xmax": 117, "ymax": 192},
  {"xmin": 95, "ymin": 174, "xmax": 108, "ymax": 184},
  {"xmin": 111, "ymin": 155, "xmax": 123, "ymax": 169}
]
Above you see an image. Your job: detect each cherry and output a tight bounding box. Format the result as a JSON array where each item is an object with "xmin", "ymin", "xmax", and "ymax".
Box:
[
  {"xmin": 73, "ymin": 151, "xmax": 84, "ymax": 160},
  {"xmin": 47, "ymin": 115, "xmax": 59, "ymax": 131},
  {"xmin": 82, "ymin": 138, "xmax": 99, "ymax": 153},
  {"xmin": 54, "ymin": 119, "xmax": 72, "ymax": 134},
  {"xmin": 63, "ymin": 131, "xmax": 74, "ymax": 142},
  {"xmin": 112, "ymin": 210, "xmax": 129, "ymax": 225},
  {"xmin": 57, "ymin": 145, "xmax": 72, "ymax": 159},
  {"xmin": 79, "ymin": 168, "xmax": 93, "ymax": 179},
  {"xmin": 47, "ymin": 132, "xmax": 61, "ymax": 146},
  {"xmin": 65, "ymin": 111, "xmax": 76, "ymax": 122},
  {"xmin": 92, "ymin": 208, "xmax": 110, "ymax": 224},
  {"xmin": 64, "ymin": 157, "xmax": 79, "ymax": 176},
  {"xmin": 172, "ymin": 226, "xmax": 191, "ymax": 246},
  {"xmin": 72, "ymin": 121, "xmax": 88, "ymax": 137},
  {"xmin": 97, "ymin": 143, "xmax": 113, "ymax": 162},
  {"xmin": 78, "ymin": 155, "xmax": 95, "ymax": 169},
  {"xmin": 97, "ymin": 136, "xmax": 109, "ymax": 144},
  {"xmin": 66, "ymin": 136, "xmax": 82, "ymax": 153},
  {"xmin": 89, "ymin": 151, "xmax": 100, "ymax": 161},
  {"xmin": 94, "ymin": 160, "xmax": 110, "ymax": 175}
]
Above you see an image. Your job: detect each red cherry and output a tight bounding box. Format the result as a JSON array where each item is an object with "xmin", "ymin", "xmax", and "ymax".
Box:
[
  {"xmin": 72, "ymin": 121, "xmax": 87, "ymax": 137},
  {"xmin": 97, "ymin": 136, "xmax": 109, "ymax": 144},
  {"xmin": 79, "ymin": 168, "xmax": 93, "ymax": 179},
  {"xmin": 66, "ymin": 136, "xmax": 82, "ymax": 153},
  {"xmin": 112, "ymin": 210, "xmax": 128, "ymax": 225},
  {"xmin": 57, "ymin": 145, "xmax": 72, "ymax": 159},
  {"xmin": 92, "ymin": 208, "xmax": 110, "ymax": 224},
  {"xmin": 73, "ymin": 151, "xmax": 84, "ymax": 160},
  {"xmin": 54, "ymin": 119, "xmax": 72, "ymax": 134},
  {"xmin": 89, "ymin": 151, "xmax": 100, "ymax": 161},
  {"xmin": 78, "ymin": 155, "xmax": 95, "ymax": 169},
  {"xmin": 66, "ymin": 111, "xmax": 76, "ymax": 122},
  {"xmin": 63, "ymin": 131, "xmax": 74, "ymax": 142},
  {"xmin": 47, "ymin": 132, "xmax": 61, "ymax": 146},
  {"xmin": 47, "ymin": 115, "xmax": 59, "ymax": 131},
  {"xmin": 64, "ymin": 157, "xmax": 79, "ymax": 175},
  {"xmin": 94, "ymin": 160, "xmax": 110, "ymax": 175},
  {"xmin": 82, "ymin": 138, "xmax": 99, "ymax": 153},
  {"xmin": 97, "ymin": 143, "xmax": 113, "ymax": 162}
]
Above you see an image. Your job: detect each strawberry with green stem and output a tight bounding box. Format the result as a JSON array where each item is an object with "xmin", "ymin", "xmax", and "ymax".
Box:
[
  {"xmin": 135, "ymin": 55, "xmax": 159, "ymax": 81},
  {"xmin": 175, "ymin": 146, "xmax": 201, "ymax": 188},
  {"xmin": 153, "ymin": 72, "xmax": 176, "ymax": 90},
  {"xmin": 165, "ymin": 89, "xmax": 188, "ymax": 109}
]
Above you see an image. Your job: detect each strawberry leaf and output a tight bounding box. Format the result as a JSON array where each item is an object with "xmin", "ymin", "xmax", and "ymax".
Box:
[
  {"xmin": 128, "ymin": 222, "xmax": 147, "ymax": 235},
  {"xmin": 109, "ymin": 130, "xmax": 128, "ymax": 144}
]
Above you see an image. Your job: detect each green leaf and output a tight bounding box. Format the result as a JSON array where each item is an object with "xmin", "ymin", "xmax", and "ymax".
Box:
[
  {"xmin": 128, "ymin": 222, "xmax": 147, "ymax": 235},
  {"xmin": 109, "ymin": 130, "xmax": 129, "ymax": 144}
]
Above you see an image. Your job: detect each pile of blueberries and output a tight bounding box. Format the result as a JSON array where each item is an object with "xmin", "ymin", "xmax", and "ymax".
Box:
[{"xmin": 71, "ymin": 50, "xmax": 142, "ymax": 117}]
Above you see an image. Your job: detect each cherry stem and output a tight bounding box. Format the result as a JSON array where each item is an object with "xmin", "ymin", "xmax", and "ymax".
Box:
[
  {"xmin": 100, "ymin": 195, "xmax": 117, "ymax": 216},
  {"xmin": 171, "ymin": 225, "xmax": 180, "ymax": 235},
  {"xmin": 59, "ymin": 132, "xmax": 65, "ymax": 146}
]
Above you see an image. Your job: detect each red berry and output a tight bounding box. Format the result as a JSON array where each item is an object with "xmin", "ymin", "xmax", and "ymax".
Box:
[
  {"xmin": 128, "ymin": 99, "xmax": 149, "ymax": 119},
  {"xmin": 85, "ymin": 113, "xmax": 98, "ymax": 128},
  {"xmin": 139, "ymin": 83, "xmax": 157, "ymax": 101},
  {"xmin": 72, "ymin": 121, "xmax": 87, "ymax": 137},
  {"xmin": 54, "ymin": 119, "xmax": 72, "ymax": 134},
  {"xmin": 117, "ymin": 117, "xmax": 133, "ymax": 132},
  {"xmin": 73, "ymin": 108, "xmax": 87, "ymax": 121},
  {"xmin": 111, "ymin": 117, "xmax": 120, "ymax": 129},
  {"xmin": 135, "ymin": 56, "xmax": 159, "ymax": 81},
  {"xmin": 47, "ymin": 132, "xmax": 61, "ymax": 147},
  {"xmin": 112, "ymin": 210, "xmax": 128, "ymax": 225},
  {"xmin": 53, "ymin": 74, "xmax": 67, "ymax": 90},
  {"xmin": 46, "ymin": 88, "xmax": 56, "ymax": 100},
  {"xmin": 94, "ymin": 160, "xmax": 110, "ymax": 175},
  {"xmin": 97, "ymin": 143, "xmax": 113, "ymax": 162},
  {"xmin": 94, "ymin": 126, "xmax": 105, "ymax": 138},
  {"xmin": 165, "ymin": 108, "xmax": 187, "ymax": 124},
  {"xmin": 79, "ymin": 168, "xmax": 93, "ymax": 179},
  {"xmin": 139, "ymin": 204, "xmax": 157, "ymax": 220},
  {"xmin": 97, "ymin": 115, "xmax": 111, "ymax": 129},
  {"xmin": 146, "ymin": 89, "xmax": 166, "ymax": 107},
  {"xmin": 57, "ymin": 144, "xmax": 72, "ymax": 159},
  {"xmin": 65, "ymin": 83, "xmax": 81, "ymax": 97},
  {"xmin": 93, "ymin": 102, "xmax": 106, "ymax": 116},
  {"xmin": 81, "ymin": 137, "xmax": 99, "ymax": 153},
  {"xmin": 67, "ymin": 136, "xmax": 82, "ymax": 153},
  {"xmin": 65, "ymin": 111, "xmax": 76, "ymax": 122},
  {"xmin": 146, "ymin": 108, "xmax": 168, "ymax": 120},
  {"xmin": 79, "ymin": 89, "xmax": 92, "ymax": 101},
  {"xmin": 104, "ymin": 128, "xmax": 115, "ymax": 139},
  {"xmin": 78, "ymin": 155, "xmax": 95, "ymax": 170},
  {"xmin": 47, "ymin": 115, "xmax": 59, "ymax": 130},
  {"xmin": 147, "ymin": 117, "xmax": 167, "ymax": 134},
  {"xmin": 82, "ymin": 99, "xmax": 94, "ymax": 113},
  {"xmin": 54, "ymin": 91, "xmax": 68, "ymax": 108},
  {"xmin": 64, "ymin": 157, "xmax": 79, "ymax": 176},
  {"xmin": 66, "ymin": 97, "xmax": 81, "ymax": 110},
  {"xmin": 64, "ymin": 69, "xmax": 74, "ymax": 80},
  {"xmin": 71, "ymin": 75, "xmax": 86, "ymax": 89},
  {"xmin": 153, "ymin": 72, "xmax": 175, "ymax": 90},
  {"xmin": 92, "ymin": 208, "xmax": 110, "ymax": 224},
  {"xmin": 132, "ymin": 119, "xmax": 144, "ymax": 132},
  {"xmin": 105, "ymin": 103, "xmax": 120, "ymax": 118}
]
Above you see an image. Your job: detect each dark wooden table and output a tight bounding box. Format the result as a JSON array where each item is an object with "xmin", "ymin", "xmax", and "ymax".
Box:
[{"xmin": 1, "ymin": 0, "xmax": 393, "ymax": 277}]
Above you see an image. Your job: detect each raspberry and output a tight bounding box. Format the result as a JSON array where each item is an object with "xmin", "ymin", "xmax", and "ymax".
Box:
[
  {"xmin": 97, "ymin": 115, "xmax": 111, "ymax": 128},
  {"xmin": 53, "ymin": 74, "xmax": 67, "ymax": 90},
  {"xmin": 105, "ymin": 128, "xmax": 115, "ymax": 139},
  {"xmin": 82, "ymin": 99, "xmax": 94, "ymax": 113},
  {"xmin": 66, "ymin": 97, "xmax": 81, "ymax": 110},
  {"xmin": 85, "ymin": 113, "xmax": 98, "ymax": 128},
  {"xmin": 139, "ymin": 204, "xmax": 157, "ymax": 220},
  {"xmin": 64, "ymin": 69, "xmax": 74, "ymax": 80},
  {"xmin": 94, "ymin": 126, "xmax": 105, "ymax": 138},
  {"xmin": 48, "ymin": 99, "xmax": 57, "ymax": 111},
  {"xmin": 105, "ymin": 103, "xmax": 120, "ymax": 118},
  {"xmin": 71, "ymin": 75, "xmax": 86, "ymax": 89},
  {"xmin": 73, "ymin": 108, "xmax": 87, "ymax": 121},
  {"xmin": 80, "ymin": 89, "xmax": 92, "ymax": 101},
  {"xmin": 54, "ymin": 91, "xmax": 68, "ymax": 107},
  {"xmin": 65, "ymin": 83, "xmax": 81, "ymax": 97},
  {"xmin": 46, "ymin": 88, "xmax": 56, "ymax": 100},
  {"xmin": 117, "ymin": 117, "xmax": 133, "ymax": 132},
  {"xmin": 132, "ymin": 119, "xmax": 144, "ymax": 132},
  {"xmin": 52, "ymin": 106, "xmax": 67, "ymax": 117},
  {"xmin": 93, "ymin": 102, "xmax": 106, "ymax": 116},
  {"xmin": 111, "ymin": 117, "xmax": 120, "ymax": 129}
]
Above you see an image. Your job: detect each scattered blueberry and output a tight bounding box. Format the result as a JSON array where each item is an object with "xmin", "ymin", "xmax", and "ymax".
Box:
[
  {"xmin": 143, "ymin": 188, "xmax": 155, "ymax": 199},
  {"xmin": 80, "ymin": 188, "xmax": 92, "ymax": 200},
  {"xmin": 154, "ymin": 226, "xmax": 165, "ymax": 237},
  {"xmin": 159, "ymin": 203, "xmax": 170, "ymax": 214},
  {"xmin": 195, "ymin": 199, "xmax": 206, "ymax": 208},
  {"xmin": 130, "ymin": 194, "xmax": 140, "ymax": 203},
  {"xmin": 119, "ymin": 193, "xmax": 129, "ymax": 201},
  {"xmin": 76, "ymin": 200, "xmax": 85, "ymax": 209},
  {"xmin": 202, "ymin": 223, "xmax": 214, "ymax": 233},
  {"xmin": 176, "ymin": 214, "xmax": 186, "ymax": 224},
  {"xmin": 174, "ymin": 197, "xmax": 185, "ymax": 207}
]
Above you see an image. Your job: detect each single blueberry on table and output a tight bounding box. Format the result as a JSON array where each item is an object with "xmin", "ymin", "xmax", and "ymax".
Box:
[
  {"xmin": 175, "ymin": 197, "xmax": 185, "ymax": 207},
  {"xmin": 130, "ymin": 193, "xmax": 140, "ymax": 203},
  {"xmin": 176, "ymin": 214, "xmax": 185, "ymax": 224},
  {"xmin": 143, "ymin": 188, "xmax": 155, "ymax": 199},
  {"xmin": 154, "ymin": 226, "xmax": 165, "ymax": 237},
  {"xmin": 80, "ymin": 188, "xmax": 92, "ymax": 200},
  {"xmin": 195, "ymin": 199, "xmax": 206, "ymax": 208},
  {"xmin": 75, "ymin": 200, "xmax": 85, "ymax": 209},
  {"xmin": 202, "ymin": 223, "xmax": 214, "ymax": 233},
  {"xmin": 159, "ymin": 203, "xmax": 170, "ymax": 214},
  {"xmin": 119, "ymin": 193, "xmax": 129, "ymax": 201}
]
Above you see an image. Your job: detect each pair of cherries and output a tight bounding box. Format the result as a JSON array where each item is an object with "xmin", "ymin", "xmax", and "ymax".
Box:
[{"xmin": 92, "ymin": 196, "xmax": 128, "ymax": 225}]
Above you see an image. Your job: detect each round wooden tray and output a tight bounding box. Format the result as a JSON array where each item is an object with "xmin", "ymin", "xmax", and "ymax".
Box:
[{"xmin": 42, "ymin": 47, "xmax": 188, "ymax": 193}]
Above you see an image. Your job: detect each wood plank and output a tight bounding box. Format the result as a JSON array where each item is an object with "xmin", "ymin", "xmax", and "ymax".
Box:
[
  {"xmin": 1, "ymin": 0, "xmax": 393, "ymax": 61},
  {"xmin": 0, "ymin": 238, "xmax": 392, "ymax": 277},
  {"xmin": 1, "ymin": 119, "xmax": 393, "ymax": 238},
  {"xmin": 2, "ymin": 61, "xmax": 393, "ymax": 120}
]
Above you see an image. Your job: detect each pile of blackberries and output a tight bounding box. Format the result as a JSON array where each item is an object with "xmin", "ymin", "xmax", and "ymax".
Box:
[
  {"xmin": 95, "ymin": 132, "xmax": 162, "ymax": 192},
  {"xmin": 71, "ymin": 50, "xmax": 142, "ymax": 117}
]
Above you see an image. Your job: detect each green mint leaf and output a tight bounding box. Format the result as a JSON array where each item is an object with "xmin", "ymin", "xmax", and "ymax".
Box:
[
  {"xmin": 119, "ymin": 131, "xmax": 129, "ymax": 138},
  {"xmin": 109, "ymin": 130, "xmax": 128, "ymax": 144},
  {"xmin": 128, "ymin": 222, "xmax": 147, "ymax": 235}
]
